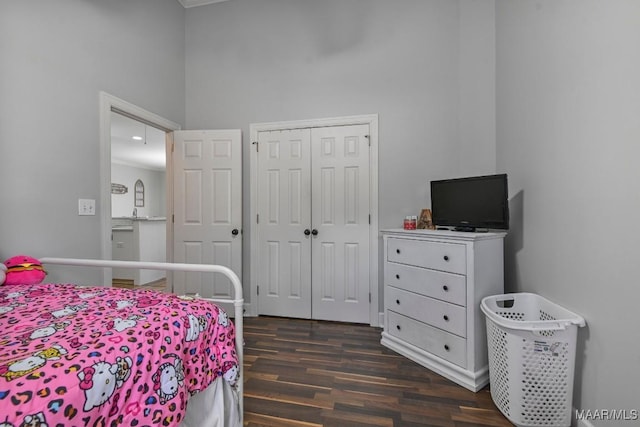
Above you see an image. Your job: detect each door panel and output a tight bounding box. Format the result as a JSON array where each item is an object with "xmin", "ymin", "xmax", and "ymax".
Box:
[
  {"xmin": 256, "ymin": 125, "xmax": 370, "ymax": 323},
  {"xmin": 311, "ymin": 125, "xmax": 370, "ymax": 323},
  {"xmin": 173, "ymin": 130, "xmax": 242, "ymax": 301},
  {"xmin": 257, "ymin": 129, "xmax": 312, "ymax": 318}
]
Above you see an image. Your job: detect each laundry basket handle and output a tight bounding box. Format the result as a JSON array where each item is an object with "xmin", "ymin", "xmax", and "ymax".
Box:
[{"xmin": 481, "ymin": 294, "xmax": 586, "ymax": 331}]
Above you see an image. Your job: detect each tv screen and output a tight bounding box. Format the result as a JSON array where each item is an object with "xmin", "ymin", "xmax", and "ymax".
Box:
[{"xmin": 430, "ymin": 173, "xmax": 509, "ymax": 231}]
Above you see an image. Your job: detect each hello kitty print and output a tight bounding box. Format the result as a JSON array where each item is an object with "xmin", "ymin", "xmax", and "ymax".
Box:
[{"xmin": 0, "ymin": 283, "xmax": 238, "ymax": 426}]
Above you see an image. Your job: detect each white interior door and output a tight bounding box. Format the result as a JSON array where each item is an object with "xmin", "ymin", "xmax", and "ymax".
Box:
[
  {"xmin": 256, "ymin": 129, "xmax": 312, "ymax": 318},
  {"xmin": 311, "ymin": 125, "xmax": 370, "ymax": 323},
  {"xmin": 255, "ymin": 124, "xmax": 370, "ymax": 323},
  {"xmin": 172, "ymin": 130, "xmax": 242, "ymax": 301}
]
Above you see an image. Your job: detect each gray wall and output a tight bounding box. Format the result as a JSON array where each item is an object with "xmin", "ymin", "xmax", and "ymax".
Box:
[
  {"xmin": 0, "ymin": 0, "xmax": 185, "ymax": 283},
  {"xmin": 185, "ymin": 0, "xmax": 498, "ymax": 300},
  {"xmin": 496, "ymin": 0, "xmax": 640, "ymax": 421}
]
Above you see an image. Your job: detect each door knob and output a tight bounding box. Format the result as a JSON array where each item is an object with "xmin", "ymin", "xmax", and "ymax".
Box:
[
  {"xmin": 311, "ymin": 229, "xmax": 318, "ymax": 236},
  {"xmin": 304, "ymin": 229, "xmax": 311, "ymax": 236},
  {"xmin": 231, "ymin": 229, "xmax": 239, "ymax": 236}
]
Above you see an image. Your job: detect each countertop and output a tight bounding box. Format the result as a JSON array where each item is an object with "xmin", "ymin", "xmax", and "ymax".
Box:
[
  {"xmin": 113, "ymin": 216, "xmax": 166, "ymax": 221},
  {"xmin": 112, "ymin": 217, "xmax": 166, "ymax": 231}
]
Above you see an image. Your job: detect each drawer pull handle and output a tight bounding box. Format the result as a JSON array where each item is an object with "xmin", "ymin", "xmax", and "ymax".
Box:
[
  {"xmin": 444, "ymin": 344, "xmax": 450, "ymax": 351},
  {"xmin": 443, "ymin": 255, "xmax": 449, "ymax": 261},
  {"xmin": 396, "ymin": 249, "xmax": 401, "ymax": 254},
  {"xmin": 395, "ymin": 274, "xmax": 400, "ymax": 280},
  {"xmin": 443, "ymin": 315, "xmax": 449, "ymax": 321},
  {"xmin": 396, "ymin": 325, "xmax": 401, "ymax": 331},
  {"xmin": 396, "ymin": 299, "xmax": 400, "ymax": 305},
  {"xmin": 442, "ymin": 285, "xmax": 449, "ymax": 292}
]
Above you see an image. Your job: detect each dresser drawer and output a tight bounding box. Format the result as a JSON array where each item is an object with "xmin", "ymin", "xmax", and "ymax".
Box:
[
  {"xmin": 387, "ymin": 237, "xmax": 466, "ymax": 274},
  {"xmin": 387, "ymin": 311, "xmax": 466, "ymax": 368},
  {"xmin": 386, "ymin": 286, "xmax": 466, "ymax": 337},
  {"xmin": 384, "ymin": 262, "xmax": 466, "ymax": 306}
]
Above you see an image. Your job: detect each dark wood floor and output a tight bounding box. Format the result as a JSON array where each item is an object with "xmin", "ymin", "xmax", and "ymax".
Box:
[{"xmin": 242, "ymin": 316, "xmax": 512, "ymax": 427}]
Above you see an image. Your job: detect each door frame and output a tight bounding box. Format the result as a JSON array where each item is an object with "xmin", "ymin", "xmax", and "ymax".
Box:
[
  {"xmin": 99, "ymin": 92, "xmax": 181, "ymax": 286},
  {"xmin": 249, "ymin": 114, "xmax": 380, "ymax": 326}
]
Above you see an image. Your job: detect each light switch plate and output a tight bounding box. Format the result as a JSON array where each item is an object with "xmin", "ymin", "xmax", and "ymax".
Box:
[{"xmin": 78, "ymin": 199, "xmax": 96, "ymax": 216}]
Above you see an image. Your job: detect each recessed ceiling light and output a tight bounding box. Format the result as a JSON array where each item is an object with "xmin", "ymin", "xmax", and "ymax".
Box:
[{"xmin": 132, "ymin": 136, "xmax": 143, "ymax": 141}]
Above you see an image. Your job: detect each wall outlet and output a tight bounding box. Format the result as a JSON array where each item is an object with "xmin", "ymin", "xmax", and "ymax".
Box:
[{"xmin": 78, "ymin": 199, "xmax": 96, "ymax": 216}]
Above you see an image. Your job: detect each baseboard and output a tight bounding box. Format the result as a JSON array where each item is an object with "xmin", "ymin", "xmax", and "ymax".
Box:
[{"xmin": 243, "ymin": 302, "xmax": 257, "ymax": 317}]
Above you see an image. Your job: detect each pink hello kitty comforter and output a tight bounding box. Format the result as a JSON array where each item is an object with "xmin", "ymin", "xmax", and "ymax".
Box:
[{"xmin": 0, "ymin": 283, "xmax": 239, "ymax": 426}]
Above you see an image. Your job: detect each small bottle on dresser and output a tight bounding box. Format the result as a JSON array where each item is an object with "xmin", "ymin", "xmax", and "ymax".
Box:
[{"xmin": 403, "ymin": 216, "xmax": 417, "ymax": 230}]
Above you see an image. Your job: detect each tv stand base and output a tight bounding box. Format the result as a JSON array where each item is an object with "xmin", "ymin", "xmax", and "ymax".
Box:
[{"xmin": 453, "ymin": 226, "xmax": 476, "ymax": 232}]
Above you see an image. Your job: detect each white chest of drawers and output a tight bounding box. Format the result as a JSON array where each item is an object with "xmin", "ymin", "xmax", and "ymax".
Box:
[{"xmin": 380, "ymin": 229, "xmax": 505, "ymax": 392}]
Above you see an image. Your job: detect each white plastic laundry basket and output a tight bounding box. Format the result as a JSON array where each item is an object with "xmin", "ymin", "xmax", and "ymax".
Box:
[{"xmin": 480, "ymin": 293, "xmax": 586, "ymax": 427}]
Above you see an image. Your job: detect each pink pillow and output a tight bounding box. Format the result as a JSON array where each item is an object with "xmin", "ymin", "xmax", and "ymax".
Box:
[{"xmin": 3, "ymin": 255, "xmax": 47, "ymax": 285}]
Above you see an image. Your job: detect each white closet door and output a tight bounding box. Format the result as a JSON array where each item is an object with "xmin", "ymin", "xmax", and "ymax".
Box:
[
  {"xmin": 311, "ymin": 125, "xmax": 370, "ymax": 323},
  {"xmin": 257, "ymin": 129, "xmax": 312, "ymax": 318},
  {"xmin": 172, "ymin": 130, "xmax": 242, "ymax": 301}
]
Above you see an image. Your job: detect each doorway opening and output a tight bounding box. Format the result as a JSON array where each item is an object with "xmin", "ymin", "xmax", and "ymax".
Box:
[
  {"xmin": 99, "ymin": 92, "xmax": 181, "ymax": 288},
  {"xmin": 110, "ymin": 111, "xmax": 168, "ymax": 288}
]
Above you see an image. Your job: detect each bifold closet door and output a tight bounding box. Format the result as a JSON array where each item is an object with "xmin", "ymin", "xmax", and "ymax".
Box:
[
  {"xmin": 256, "ymin": 125, "xmax": 371, "ymax": 323},
  {"xmin": 257, "ymin": 129, "xmax": 313, "ymax": 318},
  {"xmin": 310, "ymin": 125, "xmax": 370, "ymax": 323}
]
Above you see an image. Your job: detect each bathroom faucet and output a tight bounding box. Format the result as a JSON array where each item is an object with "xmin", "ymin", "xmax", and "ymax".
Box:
[{"xmin": 132, "ymin": 208, "xmax": 137, "ymax": 218}]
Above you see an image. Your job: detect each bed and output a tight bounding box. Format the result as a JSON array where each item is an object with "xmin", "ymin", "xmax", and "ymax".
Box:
[{"xmin": 0, "ymin": 257, "xmax": 244, "ymax": 427}]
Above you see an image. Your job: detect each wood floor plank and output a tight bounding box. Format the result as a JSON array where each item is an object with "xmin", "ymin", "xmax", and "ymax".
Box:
[
  {"xmin": 320, "ymin": 407, "xmax": 394, "ymax": 427},
  {"xmin": 243, "ymin": 316, "xmax": 512, "ymax": 426},
  {"xmin": 244, "ymin": 412, "xmax": 323, "ymax": 427}
]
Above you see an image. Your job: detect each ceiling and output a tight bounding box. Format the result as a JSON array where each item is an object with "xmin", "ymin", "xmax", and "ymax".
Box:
[
  {"xmin": 177, "ymin": 0, "xmax": 231, "ymax": 8},
  {"xmin": 111, "ymin": 112, "xmax": 167, "ymax": 171}
]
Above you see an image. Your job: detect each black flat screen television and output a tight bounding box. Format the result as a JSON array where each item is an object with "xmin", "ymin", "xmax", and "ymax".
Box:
[{"xmin": 430, "ymin": 173, "xmax": 509, "ymax": 232}]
